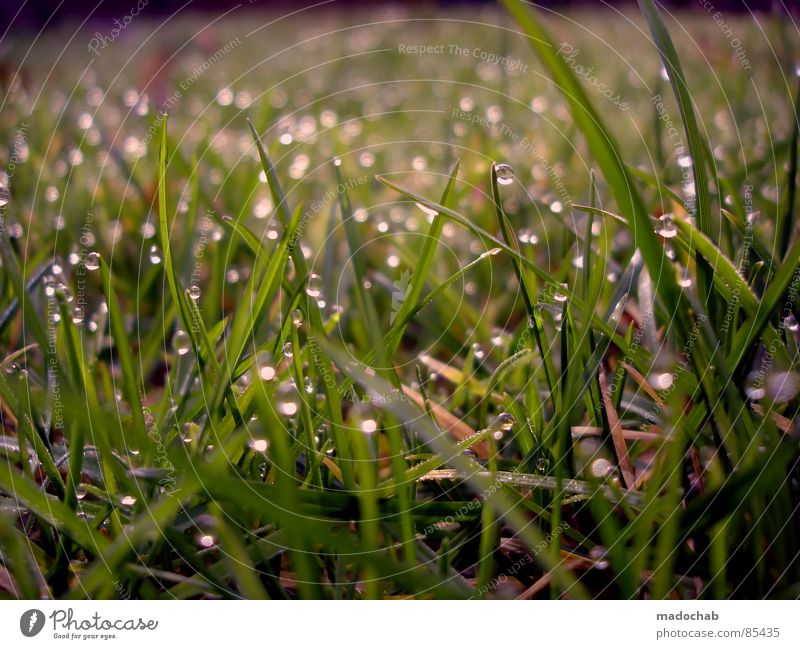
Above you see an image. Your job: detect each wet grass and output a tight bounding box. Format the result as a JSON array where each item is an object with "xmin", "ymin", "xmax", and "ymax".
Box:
[{"xmin": 0, "ymin": 1, "xmax": 799, "ymax": 599}]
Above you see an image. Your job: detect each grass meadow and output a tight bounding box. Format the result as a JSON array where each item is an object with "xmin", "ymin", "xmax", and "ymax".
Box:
[{"xmin": 0, "ymin": 0, "xmax": 799, "ymax": 600}]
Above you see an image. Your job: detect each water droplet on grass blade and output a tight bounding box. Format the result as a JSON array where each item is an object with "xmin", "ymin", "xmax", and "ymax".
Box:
[
  {"xmin": 172, "ymin": 329, "xmax": 191, "ymax": 355},
  {"xmin": 494, "ymin": 163, "xmax": 514, "ymax": 185},
  {"xmin": 784, "ymin": 313, "xmax": 799, "ymax": 332},
  {"xmin": 656, "ymin": 214, "xmax": 677, "ymax": 238},
  {"xmin": 492, "ymin": 412, "xmax": 516, "ymax": 440},
  {"xmin": 149, "ymin": 245, "xmax": 162, "ymax": 264},
  {"xmin": 181, "ymin": 422, "xmax": 199, "ymax": 443},
  {"xmin": 744, "ymin": 372, "xmax": 767, "ymax": 401},
  {"xmin": 189, "ymin": 285, "xmax": 201, "ymax": 301},
  {"xmin": 305, "ymin": 273, "xmax": 323, "ymax": 299},
  {"xmin": 589, "ymin": 546, "xmax": 610, "ymax": 569},
  {"xmin": 85, "ymin": 252, "xmax": 100, "ymax": 270}
]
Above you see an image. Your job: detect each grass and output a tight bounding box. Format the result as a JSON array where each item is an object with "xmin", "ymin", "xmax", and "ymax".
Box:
[{"xmin": 0, "ymin": 2, "xmax": 799, "ymax": 599}]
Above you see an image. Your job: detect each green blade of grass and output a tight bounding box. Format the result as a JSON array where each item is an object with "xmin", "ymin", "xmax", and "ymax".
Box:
[
  {"xmin": 0, "ymin": 460, "xmax": 108, "ymax": 553},
  {"xmin": 638, "ymin": 0, "xmax": 717, "ymax": 311},
  {"xmin": 492, "ymin": 163, "xmax": 558, "ymax": 401},
  {"xmin": 98, "ymin": 256, "xmax": 148, "ymax": 453},
  {"xmin": 386, "ymin": 160, "xmax": 460, "ymax": 359},
  {"xmin": 502, "ymin": 0, "xmax": 681, "ymax": 320},
  {"xmin": 319, "ymin": 337, "xmax": 589, "ymax": 599}
]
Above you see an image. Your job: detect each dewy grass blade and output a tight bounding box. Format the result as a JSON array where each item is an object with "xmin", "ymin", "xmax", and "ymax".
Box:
[
  {"xmin": 492, "ymin": 163, "xmax": 558, "ymax": 399},
  {"xmin": 319, "ymin": 337, "xmax": 589, "ymax": 599},
  {"xmin": 247, "ymin": 120, "xmax": 353, "ymax": 489},
  {"xmin": 638, "ymin": 0, "xmax": 717, "ymax": 307},
  {"xmin": 210, "ymin": 204, "xmax": 301, "ymax": 415},
  {"xmin": 502, "ymin": 0, "xmax": 682, "ymax": 320},
  {"xmin": 375, "ymin": 175, "xmax": 650, "ymax": 372},
  {"xmin": 386, "ymin": 160, "xmax": 460, "ymax": 359}
]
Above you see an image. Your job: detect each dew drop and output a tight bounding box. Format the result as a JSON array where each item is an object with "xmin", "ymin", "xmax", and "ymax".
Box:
[
  {"xmin": 784, "ymin": 313, "xmax": 799, "ymax": 332},
  {"xmin": 283, "ymin": 341, "xmax": 294, "ymax": 359},
  {"xmin": 589, "ymin": 546, "xmax": 610, "ymax": 569},
  {"xmin": 471, "ymin": 342, "xmax": 485, "ymax": 361},
  {"xmin": 493, "ymin": 412, "xmax": 515, "ymax": 440},
  {"xmin": 172, "ymin": 329, "xmax": 191, "ymax": 355},
  {"xmin": 305, "ymin": 273, "xmax": 323, "ymax": 299},
  {"xmin": 490, "ymin": 328, "xmax": 506, "ymax": 347},
  {"xmin": 189, "ymin": 285, "xmax": 201, "ymax": 301},
  {"xmin": 149, "ymin": 245, "xmax": 162, "ymax": 264},
  {"xmin": 85, "ymin": 251, "xmax": 100, "ymax": 271},
  {"xmin": 120, "ymin": 495, "xmax": 137, "ymax": 507},
  {"xmin": 656, "ymin": 214, "xmax": 677, "ymax": 239},
  {"xmin": 494, "ymin": 162, "xmax": 514, "ymax": 185},
  {"xmin": 181, "ymin": 422, "xmax": 199, "ymax": 443}
]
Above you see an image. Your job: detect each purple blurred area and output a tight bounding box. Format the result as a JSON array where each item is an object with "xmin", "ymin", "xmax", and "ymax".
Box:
[{"xmin": 0, "ymin": 0, "xmax": 793, "ymax": 33}]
